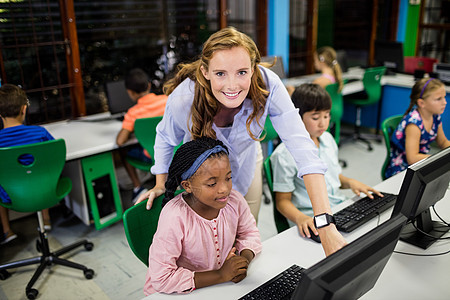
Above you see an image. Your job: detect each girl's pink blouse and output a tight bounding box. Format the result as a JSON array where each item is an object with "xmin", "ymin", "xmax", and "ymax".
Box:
[{"xmin": 144, "ymin": 189, "xmax": 262, "ymax": 295}]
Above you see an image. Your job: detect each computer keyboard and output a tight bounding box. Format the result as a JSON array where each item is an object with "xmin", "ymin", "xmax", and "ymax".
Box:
[
  {"xmin": 239, "ymin": 264, "xmax": 305, "ymax": 300},
  {"xmin": 334, "ymin": 192, "xmax": 397, "ymax": 233}
]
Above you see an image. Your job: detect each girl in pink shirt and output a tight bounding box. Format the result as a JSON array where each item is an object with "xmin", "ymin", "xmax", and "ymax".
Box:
[
  {"xmin": 144, "ymin": 137, "xmax": 262, "ymax": 295},
  {"xmin": 313, "ymin": 46, "xmax": 344, "ymax": 92}
]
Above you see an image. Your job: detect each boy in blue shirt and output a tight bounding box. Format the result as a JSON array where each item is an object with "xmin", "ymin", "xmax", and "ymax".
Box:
[
  {"xmin": 270, "ymin": 84, "xmax": 382, "ymax": 240},
  {"xmin": 0, "ymin": 84, "xmax": 54, "ymax": 244}
]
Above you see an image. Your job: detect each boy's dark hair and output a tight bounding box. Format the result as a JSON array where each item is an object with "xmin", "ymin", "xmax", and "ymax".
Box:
[
  {"xmin": 163, "ymin": 137, "xmax": 229, "ymax": 207},
  {"xmin": 0, "ymin": 84, "xmax": 28, "ymax": 118},
  {"xmin": 291, "ymin": 83, "xmax": 331, "ymax": 117},
  {"xmin": 124, "ymin": 68, "xmax": 150, "ymax": 93}
]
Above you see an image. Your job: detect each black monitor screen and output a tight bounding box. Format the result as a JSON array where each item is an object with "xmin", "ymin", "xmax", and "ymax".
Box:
[
  {"xmin": 293, "ymin": 215, "xmax": 406, "ymax": 300},
  {"xmin": 391, "ymin": 146, "xmax": 450, "ymax": 249},
  {"xmin": 374, "ymin": 40, "xmax": 404, "ymax": 74},
  {"xmin": 105, "ymin": 80, "xmax": 134, "ymax": 116}
]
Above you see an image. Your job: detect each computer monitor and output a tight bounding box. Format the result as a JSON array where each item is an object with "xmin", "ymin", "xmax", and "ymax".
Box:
[
  {"xmin": 292, "ymin": 214, "xmax": 406, "ymax": 300},
  {"xmin": 390, "ymin": 146, "xmax": 450, "ymax": 249},
  {"xmin": 374, "ymin": 40, "xmax": 404, "ymax": 74},
  {"xmin": 105, "ymin": 80, "xmax": 134, "ymax": 117},
  {"xmin": 261, "ymin": 56, "xmax": 286, "ymax": 79}
]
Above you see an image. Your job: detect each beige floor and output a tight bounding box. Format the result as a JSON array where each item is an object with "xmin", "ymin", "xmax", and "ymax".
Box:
[{"xmin": 0, "ymin": 134, "xmax": 386, "ymax": 300}]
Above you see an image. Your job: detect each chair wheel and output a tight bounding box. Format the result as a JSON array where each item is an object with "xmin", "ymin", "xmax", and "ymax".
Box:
[
  {"xmin": 26, "ymin": 288, "xmax": 38, "ymax": 299},
  {"xmin": 0, "ymin": 269, "xmax": 11, "ymax": 280},
  {"xmin": 84, "ymin": 242, "xmax": 94, "ymax": 251},
  {"xmin": 84, "ymin": 268, "xmax": 94, "ymax": 279}
]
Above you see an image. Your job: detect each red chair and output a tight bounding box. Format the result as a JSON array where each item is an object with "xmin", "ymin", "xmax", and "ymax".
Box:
[{"xmin": 404, "ymin": 57, "xmax": 438, "ymax": 74}]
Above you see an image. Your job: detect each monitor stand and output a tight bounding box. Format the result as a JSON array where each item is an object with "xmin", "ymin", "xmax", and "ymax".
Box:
[{"xmin": 399, "ymin": 209, "xmax": 449, "ymax": 249}]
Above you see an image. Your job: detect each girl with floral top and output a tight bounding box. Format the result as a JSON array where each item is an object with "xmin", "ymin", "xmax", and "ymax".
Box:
[{"xmin": 385, "ymin": 78, "xmax": 450, "ymax": 178}]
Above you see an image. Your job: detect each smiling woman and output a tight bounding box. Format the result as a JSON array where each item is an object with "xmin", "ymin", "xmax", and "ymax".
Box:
[{"xmin": 135, "ymin": 27, "xmax": 347, "ymax": 258}]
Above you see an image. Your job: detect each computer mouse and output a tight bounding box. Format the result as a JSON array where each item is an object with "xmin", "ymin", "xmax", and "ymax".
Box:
[{"xmin": 307, "ymin": 228, "xmax": 321, "ymax": 243}]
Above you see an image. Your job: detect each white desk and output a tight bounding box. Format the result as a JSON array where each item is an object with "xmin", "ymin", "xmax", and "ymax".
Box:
[
  {"xmin": 144, "ymin": 172, "xmax": 450, "ymax": 299},
  {"xmin": 43, "ymin": 113, "xmax": 135, "ymax": 229},
  {"xmin": 43, "ymin": 116, "xmax": 123, "ymax": 161}
]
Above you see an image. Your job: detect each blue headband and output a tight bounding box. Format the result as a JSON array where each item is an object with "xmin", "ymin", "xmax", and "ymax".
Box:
[
  {"xmin": 181, "ymin": 145, "xmax": 228, "ymax": 181},
  {"xmin": 419, "ymin": 78, "xmax": 434, "ymax": 99}
]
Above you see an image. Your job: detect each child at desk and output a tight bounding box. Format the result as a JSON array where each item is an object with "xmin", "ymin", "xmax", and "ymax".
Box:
[
  {"xmin": 144, "ymin": 137, "xmax": 261, "ymax": 295},
  {"xmin": 385, "ymin": 77, "xmax": 450, "ymax": 178},
  {"xmin": 0, "ymin": 84, "xmax": 54, "ymax": 244},
  {"xmin": 312, "ymin": 46, "xmax": 344, "ymax": 92},
  {"xmin": 285, "ymin": 46, "xmax": 343, "ymax": 96},
  {"xmin": 115, "ymin": 68, "xmax": 167, "ymax": 203},
  {"xmin": 270, "ymin": 84, "xmax": 382, "ymax": 240}
]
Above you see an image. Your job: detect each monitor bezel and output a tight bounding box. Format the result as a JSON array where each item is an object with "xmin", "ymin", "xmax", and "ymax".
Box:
[{"xmin": 293, "ymin": 215, "xmax": 406, "ymax": 300}]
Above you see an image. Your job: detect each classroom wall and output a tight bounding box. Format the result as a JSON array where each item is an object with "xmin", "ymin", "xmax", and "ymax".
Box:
[{"xmin": 267, "ymin": 0, "xmax": 290, "ymax": 75}]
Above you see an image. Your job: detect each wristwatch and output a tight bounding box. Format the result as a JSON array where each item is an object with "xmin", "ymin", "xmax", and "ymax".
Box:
[{"xmin": 313, "ymin": 213, "xmax": 336, "ymax": 229}]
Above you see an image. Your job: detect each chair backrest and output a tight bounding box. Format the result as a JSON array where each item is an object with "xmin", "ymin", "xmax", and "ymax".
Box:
[
  {"xmin": 134, "ymin": 115, "xmax": 163, "ymax": 159},
  {"xmin": 325, "ymin": 83, "xmax": 344, "ymax": 144},
  {"xmin": 123, "ymin": 190, "xmax": 183, "ymax": 266},
  {"xmin": 260, "ymin": 116, "xmax": 278, "ymax": 143},
  {"xmin": 123, "ymin": 194, "xmax": 163, "ymax": 266},
  {"xmin": 362, "ymin": 66, "xmax": 386, "ymax": 105},
  {"xmin": 326, "ymin": 83, "xmax": 344, "ymax": 122},
  {"xmin": 0, "ymin": 139, "xmax": 72, "ymax": 212},
  {"xmin": 263, "ymin": 156, "xmax": 290, "ymax": 233},
  {"xmin": 381, "ymin": 115, "xmax": 403, "ymax": 180}
]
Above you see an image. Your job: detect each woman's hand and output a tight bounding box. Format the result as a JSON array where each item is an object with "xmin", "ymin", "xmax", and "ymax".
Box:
[
  {"xmin": 134, "ymin": 187, "xmax": 165, "ymax": 210},
  {"xmin": 317, "ymin": 225, "xmax": 347, "ymax": 256},
  {"xmin": 134, "ymin": 173, "xmax": 168, "ymax": 209}
]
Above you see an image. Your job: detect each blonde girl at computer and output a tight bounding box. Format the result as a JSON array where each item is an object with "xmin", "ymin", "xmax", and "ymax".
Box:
[
  {"xmin": 144, "ymin": 137, "xmax": 261, "ymax": 295},
  {"xmin": 136, "ymin": 27, "xmax": 347, "ymax": 256},
  {"xmin": 312, "ymin": 46, "xmax": 344, "ymax": 92},
  {"xmin": 385, "ymin": 78, "xmax": 450, "ymax": 178}
]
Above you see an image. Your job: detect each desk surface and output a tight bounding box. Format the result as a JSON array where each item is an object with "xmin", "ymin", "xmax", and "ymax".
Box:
[
  {"xmin": 42, "ymin": 113, "xmax": 131, "ymax": 161},
  {"xmin": 145, "ymin": 171, "xmax": 450, "ymax": 299}
]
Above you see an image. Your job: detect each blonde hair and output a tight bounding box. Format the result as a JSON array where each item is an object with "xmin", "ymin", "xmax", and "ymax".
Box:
[
  {"xmin": 317, "ymin": 46, "xmax": 343, "ymax": 92},
  {"xmin": 163, "ymin": 27, "xmax": 269, "ymax": 140},
  {"xmin": 405, "ymin": 78, "xmax": 445, "ymax": 116}
]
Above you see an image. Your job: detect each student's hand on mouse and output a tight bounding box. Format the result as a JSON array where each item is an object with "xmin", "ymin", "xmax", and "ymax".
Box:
[
  {"xmin": 295, "ymin": 215, "xmax": 317, "ymax": 238},
  {"xmin": 134, "ymin": 186, "xmax": 165, "ymax": 210},
  {"xmin": 220, "ymin": 247, "xmax": 249, "ymax": 283},
  {"xmin": 348, "ymin": 179, "xmax": 383, "ymax": 199}
]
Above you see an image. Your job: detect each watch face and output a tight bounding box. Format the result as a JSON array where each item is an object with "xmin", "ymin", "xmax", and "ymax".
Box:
[{"xmin": 315, "ymin": 215, "xmax": 328, "ymax": 227}]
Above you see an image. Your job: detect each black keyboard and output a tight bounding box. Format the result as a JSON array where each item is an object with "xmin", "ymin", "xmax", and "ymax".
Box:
[
  {"xmin": 334, "ymin": 192, "xmax": 397, "ymax": 233},
  {"xmin": 239, "ymin": 264, "xmax": 305, "ymax": 300}
]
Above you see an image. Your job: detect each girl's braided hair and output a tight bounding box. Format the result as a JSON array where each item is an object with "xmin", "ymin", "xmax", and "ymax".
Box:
[{"xmin": 163, "ymin": 137, "xmax": 229, "ymax": 207}]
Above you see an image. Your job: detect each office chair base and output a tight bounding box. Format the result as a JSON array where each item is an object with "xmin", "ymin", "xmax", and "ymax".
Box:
[{"xmin": 0, "ymin": 230, "xmax": 94, "ymax": 300}]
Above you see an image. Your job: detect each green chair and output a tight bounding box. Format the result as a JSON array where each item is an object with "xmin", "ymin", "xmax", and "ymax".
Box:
[
  {"xmin": 123, "ymin": 190, "xmax": 183, "ymax": 266},
  {"xmin": 0, "ymin": 139, "xmax": 94, "ymax": 300},
  {"xmin": 263, "ymin": 156, "xmax": 290, "ymax": 233},
  {"xmin": 126, "ymin": 115, "xmax": 163, "ymax": 171},
  {"xmin": 343, "ymin": 66, "xmax": 386, "ymax": 151},
  {"xmin": 260, "ymin": 116, "xmax": 279, "ymax": 156},
  {"xmin": 381, "ymin": 115, "xmax": 403, "ymax": 180},
  {"xmin": 325, "ymin": 83, "xmax": 344, "ymax": 145}
]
